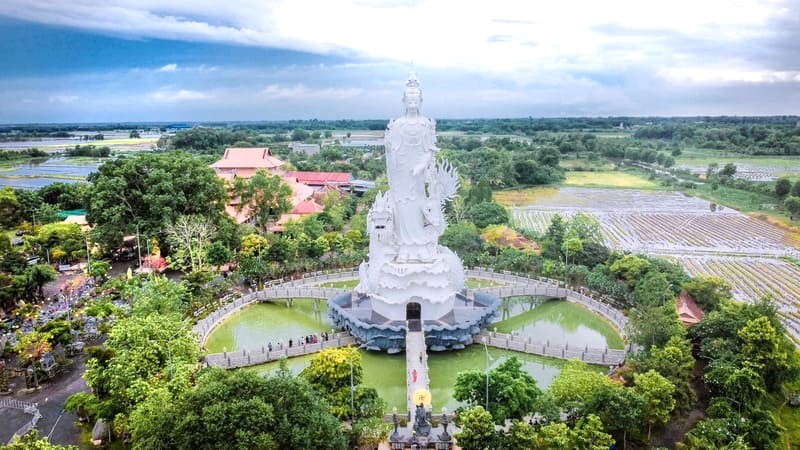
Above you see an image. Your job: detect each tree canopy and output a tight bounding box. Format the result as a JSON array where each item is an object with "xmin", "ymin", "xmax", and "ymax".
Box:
[{"xmin": 86, "ymin": 152, "xmax": 227, "ymax": 249}]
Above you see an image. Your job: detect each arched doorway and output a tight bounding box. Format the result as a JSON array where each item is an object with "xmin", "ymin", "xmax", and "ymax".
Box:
[{"xmin": 406, "ymin": 302, "xmax": 421, "ymax": 321}]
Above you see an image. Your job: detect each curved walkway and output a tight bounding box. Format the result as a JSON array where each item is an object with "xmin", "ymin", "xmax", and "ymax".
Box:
[
  {"xmin": 196, "ymin": 267, "xmax": 632, "ymax": 369},
  {"xmin": 0, "ymin": 399, "xmax": 41, "ymax": 444}
]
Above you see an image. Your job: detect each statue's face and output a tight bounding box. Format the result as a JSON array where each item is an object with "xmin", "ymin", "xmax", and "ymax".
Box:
[{"xmin": 404, "ymin": 93, "xmax": 421, "ymax": 112}]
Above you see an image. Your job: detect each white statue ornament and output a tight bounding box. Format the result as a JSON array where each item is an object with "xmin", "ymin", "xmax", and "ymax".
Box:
[{"xmin": 356, "ymin": 74, "xmax": 465, "ymax": 321}]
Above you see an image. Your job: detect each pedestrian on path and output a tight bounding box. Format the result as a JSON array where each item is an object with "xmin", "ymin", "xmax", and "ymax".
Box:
[{"xmin": 412, "ymin": 369, "xmax": 418, "ymax": 383}]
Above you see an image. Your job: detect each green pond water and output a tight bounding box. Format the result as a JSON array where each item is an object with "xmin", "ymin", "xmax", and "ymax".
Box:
[
  {"xmin": 204, "ymin": 290, "xmax": 623, "ymax": 410},
  {"xmin": 243, "ymin": 346, "xmax": 594, "ymax": 411}
]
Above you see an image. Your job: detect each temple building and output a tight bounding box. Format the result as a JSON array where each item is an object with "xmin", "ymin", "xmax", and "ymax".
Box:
[{"xmin": 210, "ymin": 147, "xmax": 354, "ymax": 226}]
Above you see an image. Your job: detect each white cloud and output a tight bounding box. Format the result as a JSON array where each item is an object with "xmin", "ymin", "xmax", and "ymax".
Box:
[
  {"xmin": 48, "ymin": 95, "xmax": 79, "ymax": 103},
  {"xmin": 158, "ymin": 63, "xmax": 178, "ymax": 72},
  {"xmin": 660, "ymin": 68, "xmax": 800, "ymax": 84},
  {"xmin": 261, "ymin": 83, "xmax": 363, "ymax": 100},
  {"xmin": 150, "ymin": 89, "xmax": 212, "ymax": 102},
  {"xmin": 0, "ymin": 0, "xmax": 792, "ymax": 80}
]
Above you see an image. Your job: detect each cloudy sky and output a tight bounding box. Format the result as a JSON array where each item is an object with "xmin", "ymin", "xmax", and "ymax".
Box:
[{"xmin": 0, "ymin": 0, "xmax": 798, "ymax": 123}]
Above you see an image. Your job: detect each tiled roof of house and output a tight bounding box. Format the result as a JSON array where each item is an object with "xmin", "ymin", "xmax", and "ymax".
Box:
[
  {"xmin": 290, "ymin": 199, "xmax": 325, "ymax": 215},
  {"xmin": 210, "ymin": 148, "xmax": 284, "ymax": 170},
  {"xmin": 286, "ymin": 171, "xmax": 353, "ymax": 184},
  {"xmin": 677, "ymin": 291, "xmax": 705, "ymax": 327}
]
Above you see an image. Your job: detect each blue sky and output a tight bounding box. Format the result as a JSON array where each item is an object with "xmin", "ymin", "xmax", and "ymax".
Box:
[{"xmin": 0, "ymin": 0, "xmax": 798, "ymax": 123}]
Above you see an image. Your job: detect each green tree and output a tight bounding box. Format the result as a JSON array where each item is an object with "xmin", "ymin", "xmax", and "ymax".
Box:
[
  {"xmin": 205, "ymin": 241, "xmax": 233, "ymax": 270},
  {"xmin": 131, "ymin": 368, "xmax": 347, "ymax": 450},
  {"xmin": 502, "ymin": 420, "xmax": 538, "ymax": 449},
  {"xmin": 573, "ymin": 414, "xmax": 615, "ymax": 450},
  {"xmin": 548, "ymin": 360, "xmax": 621, "ymax": 411},
  {"xmin": 785, "ymin": 196, "xmax": 800, "ymax": 217},
  {"xmin": 232, "ymin": 169, "xmax": 292, "ymax": 230},
  {"xmin": 0, "ymin": 186, "xmax": 21, "ymax": 228},
  {"xmin": 629, "ymin": 303, "xmax": 685, "ymax": 350},
  {"xmin": 610, "ymin": 254, "xmax": 651, "ymax": 288},
  {"xmin": 536, "ymin": 422, "xmax": 574, "ymax": 450},
  {"xmin": 84, "ymin": 313, "xmax": 199, "ymax": 425},
  {"xmin": 453, "ymin": 356, "xmax": 542, "ymax": 423},
  {"xmin": 541, "ymin": 214, "xmax": 567, "ymax": 260},
  {"xmin": 24, "ymin": 264, "xmax": 58, "ymax": 300},
  {"xmin": 775, "ymin": 177, "xmax": 792, "ymax": 197},
  {"xmin": 682, "ymin": 276, "xmax": 731, "ymax": 311},
  {"xmin": 561, "ymin": 237, "xmax": 583, "ymax": 268},
  {"xmin": 792, "ymin": 180, "xmax": 800, "ymax": 197},
  {"xmin": 632, "ymin": 270, "xmax": 672, "ymax": 307},
  {"xmin": 88, "ymin": 260, "xmax": 111, "ymax": 279},
  {"xmin": 28, "ymin": 222, "xmax": 85, "ymax": 263},
  {"xmin": 470, "ymin": 201, "xmax": 509, "ymax": 229},
  {"xmin": 720, "ymin": 163, "xmax": 737, "ymax": 177},
  {"xmin": 439, "ymin": 222, "xmax": 483, "ymax": 266},
  {"xmin": 587, "ymin": 385, "xmax": 644, "ymax": 448},
  {"xmin": 738, "ymin": 315, "xmax": 800, "ymax": 391},
  {"xmin": 466, "ymin": 178, "xmax": 493, "ymax": 206},
  {"xmin": 636, "ymin": 335, "xmax": 696, "ymax": 413},
  {"xmin": 301, "ymin": 347, "xmax": 381, "ymax": 420},
  {"xmin": 86, "ymin": 152, "xmax": 227, "ymax": 249},
  {"xmin": 3, "ymin": 430, "xmax": 77, "ymax": 450},
  {"xmin": 454, "ymin": 406, "xmax": 497, "ymax": 450},
  {"xmin": 15, "ymin": 330, "xmax": 53, "ymax": 388},
  {"xmin": 633, "ymin": 370, "xmax": 676, "ymax": 441},
  {"xmin": 565, "ymin": 212, "xmax": 603, "ymax": 244},
  {"xmin": 129, "ymin": 275, "xmax": 190, "ymax": 317}
]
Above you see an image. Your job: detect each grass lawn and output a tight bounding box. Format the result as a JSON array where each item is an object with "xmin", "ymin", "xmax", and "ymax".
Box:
[
  {"xmin": 465, "ymin": 278, "xmax": 505, "ymax": 289},
  {"xmin": 765, "ymin": 384, "xmax": 800, "ymax": 449},
  {"xmin": 317, "ymin": 279, "xmax": 359, "ymax": 288},
  {"xmin": 563, "ymin": 170, "xmax": 659, "ymax": 189}
]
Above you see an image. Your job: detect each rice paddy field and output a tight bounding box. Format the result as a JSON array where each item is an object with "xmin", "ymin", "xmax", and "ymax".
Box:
[
  {"xmin": 501, "ymin": 185, "xmax": 800, "ymax": 342},
  {"xmin": 675, "ymin": 152, "xmax": 800, "ymax": 181}
]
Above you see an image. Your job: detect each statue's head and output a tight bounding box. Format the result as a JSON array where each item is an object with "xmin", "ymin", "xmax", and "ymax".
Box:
[{"xmin": 403, "ymin": 72, "xmax": 422, "ymax": 114}]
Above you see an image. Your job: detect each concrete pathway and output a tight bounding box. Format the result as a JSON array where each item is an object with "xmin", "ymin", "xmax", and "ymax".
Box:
[{"xmin": 405, "ymin": 321, "xmax": 429, "ymax": 423}]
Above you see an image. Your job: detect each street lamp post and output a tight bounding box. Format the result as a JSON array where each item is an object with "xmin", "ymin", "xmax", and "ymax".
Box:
[
  {"xmin": 480, "ymin": 336, "xmax": 490, "ymax": 411},
  {"xmin": 136, "ymin": 225, "xmax": 142, "ymax": 268},
  {"xmin": 350, "ymin": 352, "xmax": 355, "ymax": 417}
]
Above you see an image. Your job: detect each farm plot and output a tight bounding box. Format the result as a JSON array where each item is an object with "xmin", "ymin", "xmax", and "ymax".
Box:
[
  {"xmin": 509, "ymin": 187, "xmax": 798, "ymax": 258},
  {"xmin": 676, "ymin": 157, "xmax": 800, "ymax": 181},
  {"xmin": 676, "ymin": 256, "xmax": 800, "ymax": 341}
]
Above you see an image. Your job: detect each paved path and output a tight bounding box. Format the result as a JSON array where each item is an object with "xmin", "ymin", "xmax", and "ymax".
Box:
[
  {"xmin": 0, "ymin": 407, "xmax": 31, "ymax": 444},
  {"xmin": 405, "ymin": 324, "xmax": 430, "ymax": 422},
  {"xmin": 0, "ymin": 356, "xmax": 89, "ymax": 447}
]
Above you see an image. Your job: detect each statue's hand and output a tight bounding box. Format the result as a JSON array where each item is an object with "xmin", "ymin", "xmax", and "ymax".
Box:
[{"xmin": 412, "ymin": 164, "xmax": 426, "ymax": 176}]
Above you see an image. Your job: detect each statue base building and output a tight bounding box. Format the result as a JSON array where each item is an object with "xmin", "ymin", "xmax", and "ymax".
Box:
[
  {"xmin": 328, "ymin": 73, "xmax": 499, "ymax": 352},
  {"xmin": 328, "ymin": 291, "xmax": 499, "ymax": 353}
]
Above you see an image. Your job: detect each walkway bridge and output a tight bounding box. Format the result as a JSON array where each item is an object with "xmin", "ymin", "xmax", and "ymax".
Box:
[{"xmin": 196, "ymin": 267, "xmax": 632, "ymax": 369}]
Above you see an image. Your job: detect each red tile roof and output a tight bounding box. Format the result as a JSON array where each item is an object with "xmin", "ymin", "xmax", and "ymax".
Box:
[
  {"xmin": 210, "ymin": 148, "xmax": 284, "ymax": 170},
  {"xmin": 290, "ymin": 199, "xmax": 325, "ymax": 215},
  {"xmin": 287, "ymin": 171, "xmax": 352, "ymax": 184},
  {"xmin": 677, "ymin": 291, "xmax": 704, "ymax": 327}
]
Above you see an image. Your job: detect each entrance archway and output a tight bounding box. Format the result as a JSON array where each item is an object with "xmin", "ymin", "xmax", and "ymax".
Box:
[{"xmin": 406, "ymin": 302, "xmax": 421, "ymax": 321}]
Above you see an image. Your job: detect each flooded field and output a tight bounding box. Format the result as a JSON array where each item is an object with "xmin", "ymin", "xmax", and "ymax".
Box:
[{"xmin": 0, "ymin": 157, "xmax": 99, "ymax": 189}]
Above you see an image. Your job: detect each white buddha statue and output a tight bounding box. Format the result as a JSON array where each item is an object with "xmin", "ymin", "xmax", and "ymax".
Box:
[{"xmin": 356, "ymin": 73, "xmax": 464, "ymax": 322}]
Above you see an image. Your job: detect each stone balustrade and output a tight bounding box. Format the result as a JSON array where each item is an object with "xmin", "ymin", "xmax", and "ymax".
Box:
[
  {"xmin": 195, "ymin": 265, "xmax": 634, "ymax": 369},
  {"xmin": 203, "ymin": 332, "xmax": 356, "ymax": 369},
  {"xmin": 474, "ymin": 331, "xmax": 629, "ymax": 366}
]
